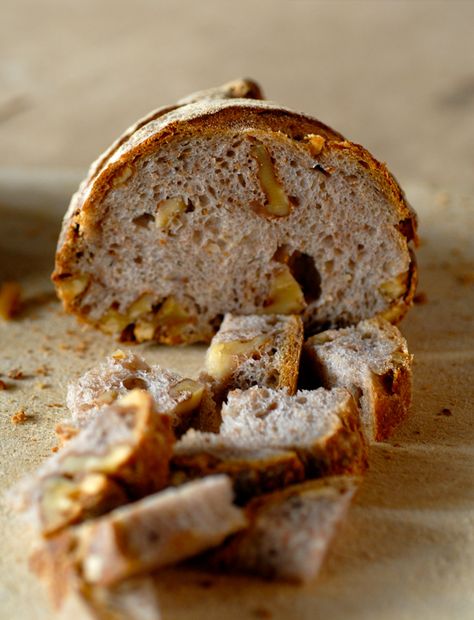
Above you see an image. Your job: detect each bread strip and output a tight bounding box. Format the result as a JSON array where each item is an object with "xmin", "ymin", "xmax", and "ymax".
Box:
[
  {"xmin": 76, "ymin": 475, "xmax": 246, "ymax": 586},
  {"xmin": 198, "ymin": 313, "xmax": 303, "ymax": 430},
  {"xmin": 172, "ymin": 429, "xmax": 305, "ymax": 502},
  {"xmin": 67, "ymin": 350, "xmax": 203, "ymax": 434},
  {"xmin": 304, "ymin": 318, "xmax": 412, "ymax": 441},
  {"xmin": 211, "ymin": 476, "xmax": 358, "ymax": 582},
  {"xmin": 219, "ymin": 386, "xmax": 367, "ymax": 476},
  {"xmin": 14, "ymin": 390, "xmax": 174, "ymax": 536}
]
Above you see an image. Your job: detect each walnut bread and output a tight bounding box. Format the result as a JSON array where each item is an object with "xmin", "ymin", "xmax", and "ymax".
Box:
[{"xmin": 53, "ymin": 78, "xmax": 417, "ymax": 344}]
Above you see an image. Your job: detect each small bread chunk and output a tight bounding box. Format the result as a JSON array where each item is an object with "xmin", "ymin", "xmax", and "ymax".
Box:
[
  {"xmin": 76, "ymin": 475, "xmax": 246, "ymax": 586},
  {"xmin": 53, "ymin": 79, "xmax": 417, "ymax": 344},
  {"xmin": 304, "ymin": 318, "xmax": 412, "ymax": 441},
  {"xmin": 15, "ymin": 390, "xmax": 174, "ymax": 536},
  {"xmin": 67, "ymin": 350, "xmax": 203, "ymax": 435},
  {"xmin": 30, "ymin": 535, "xmax": 161, "ymax": 620},
  {"xmin": 211, "ymin": 476, "xmax": 358, "ymax": 582},
  {"xmin": 198, "ymin": 313, "xmax": 303, "ymax": 430},
  {"xmin": 171, "ymin": 429, "xmax": 305, "ymax": 502},
  {"xmin": 219, "ymin": 386, "xmax": 367, "ymax": 476}
]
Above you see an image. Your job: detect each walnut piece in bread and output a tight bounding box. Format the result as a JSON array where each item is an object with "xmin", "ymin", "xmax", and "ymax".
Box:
[{"xmin": 53, "ymin": 78, "xmax": 417, "ymax": 344}]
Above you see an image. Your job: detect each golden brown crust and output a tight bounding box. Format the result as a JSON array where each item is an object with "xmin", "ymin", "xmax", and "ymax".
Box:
[
  {"xmin": 371, "ymin": 361, "xmax": 412, "ymax": 442},
  {"xmin": 277, "ymin": 315, "xmax": 304, "ymax": 394}
]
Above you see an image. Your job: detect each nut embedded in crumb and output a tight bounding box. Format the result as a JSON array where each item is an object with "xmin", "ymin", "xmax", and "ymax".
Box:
[
  {"xmin": 0, "ymin": 281, "xmax": 22, "ymax": 320},
  {"xmin": 11, "ymin": 410, "xmax": 28, "ymax": 424},
  {"xmin": 0, "ymin": 380, "xmax": 8, "ymax": 390}
]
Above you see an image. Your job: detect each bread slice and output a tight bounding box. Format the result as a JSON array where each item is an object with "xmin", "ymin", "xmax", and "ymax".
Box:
[
  {"xmin": 31, "ymin": 535, "xmax": 162, "ymax": 620},
  {"xmin": 197, "ymin": 313, "xmax": 303, "ymax": 431},
  {"xmin": 171, "ymin": 430, "xmax": 305, "ymax": 503},
  {"xmin": 174, "ymin": 386, "xmax": 366, "ymax": 490},
  {"xmin": 210, "ymin": 476, "xmax": 358, "ymax": 582},
  {"xmin": 303, "ymin": 318, "xmax": 412, "ymax": 441},
  {"xmin": 67, "ymin": 349, "xmax": 203, "ymax": 435},
  {"xmin": 15, "ymin": 390, "xmax": 174, "ymax": 536},
  {"xmin": 75, "ymin": 475, "xmax": 246, "ymax": 586},
  {"xmin": 53, "ymin": 78, "xmax": 417, "ymax": 344}
]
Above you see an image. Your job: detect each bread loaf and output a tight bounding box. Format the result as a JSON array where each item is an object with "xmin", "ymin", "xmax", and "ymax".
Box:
[{"xmin": 53, "ymin": 79, "xmax": 417, "ymax": 344}]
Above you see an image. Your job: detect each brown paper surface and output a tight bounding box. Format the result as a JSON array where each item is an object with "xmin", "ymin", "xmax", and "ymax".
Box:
[{"xmin": 0, "ymin": 173, "xmax": 473, "ymax": 619}]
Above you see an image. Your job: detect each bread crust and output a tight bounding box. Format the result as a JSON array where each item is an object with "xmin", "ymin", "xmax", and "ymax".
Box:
[{"xmin": 53, "ymin": 79, "xmax": 417, "ymax": 343}]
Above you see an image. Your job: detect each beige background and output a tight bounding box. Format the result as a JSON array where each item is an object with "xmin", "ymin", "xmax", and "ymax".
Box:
[
  {"xmin": 1, "ymin": 2, "xmax": 474, "ymax": 619},
  {"xmin": 1, "ymin": 0, "xmax": 474, "ymax": 192}
]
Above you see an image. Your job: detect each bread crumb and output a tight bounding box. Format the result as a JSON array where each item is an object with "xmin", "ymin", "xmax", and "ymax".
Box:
[
  {"xmin": 35, "ymin": 365, "xmax": 50, "ymax": 376},
  {"xmin": 0, "ymin": 380, "xmax": 8, "ymax": 390},
  {"xmin": 0, "ymin": 281, "xmax": 22, "ymax": 320},
  {"xmin": 8, "ymin": 368, "xmax": 24, "ymax": 380},
  {"xmin": 55, "ymin": 423, "xmax": 79, "ymax": 444},
  {"xmin": 11, "ymin": 410, "xmax": 28, "ymax": 424},
  {"xmin": 35, "ymin": 382, "xmax": 49, "ymax": 390},
  {"xmin": 413, "ymin": 292, "xmax": 428, "ymax": 305},
  {"xmin": 456, "ymin": 271, "xmax": 474, "ymax": 286},
  {"xmin": 437, "ymin": 407, "xmax": 453, "ymax": 416}
]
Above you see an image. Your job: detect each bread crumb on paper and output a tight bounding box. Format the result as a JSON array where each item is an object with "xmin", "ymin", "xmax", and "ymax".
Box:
[
  {"xmin": 0, "ymin": 281, "xmax": 22, "ymax": 320},
  {"xmin": 11, "ymin": 410, "xmax": 28, "ymax": 425}
]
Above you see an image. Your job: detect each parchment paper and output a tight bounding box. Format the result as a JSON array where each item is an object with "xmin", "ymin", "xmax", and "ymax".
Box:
[{"xmin": 0, "ymin": 172, "xmax": 473, "ymax": 620}]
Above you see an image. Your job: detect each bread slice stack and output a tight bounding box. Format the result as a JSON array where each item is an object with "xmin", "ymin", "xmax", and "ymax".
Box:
[{"xmin": 16, "ymin": 79, "xmax": 417, "ymax": 617}]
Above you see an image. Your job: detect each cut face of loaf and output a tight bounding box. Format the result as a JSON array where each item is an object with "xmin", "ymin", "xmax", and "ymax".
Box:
[
  {"xmin": 178, "ymin": 386, "xmax": 367, "ymax": 481},
  {"xmin": 304, "ymin": 318, "xmax": 412, "ymax": 441},
  {"xmin": 14, "ymin": 390, "xmax": 174, "ymax": 536},
  {"xmin": 210, "ymin": 476, "xmax": 358, "ymax": 582},
  {"xmin": 53, "ymin": 79, "xmax": 417, "ymax": 344},
  {"xmin": 75, "ymin": 475, "xmax": 246, "ymax": 586},
  {"xmin": 67, "ymin": 350, "xmax": 204, "ymax": 435},
  {"xmin": 198, "ymin": 313, "xmax": 303, "ymax": 431}
]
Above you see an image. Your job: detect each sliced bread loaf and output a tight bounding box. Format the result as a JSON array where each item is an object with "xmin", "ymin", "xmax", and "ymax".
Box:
[
  {"xmin": 303, "ymin": 318, "xmax": 412, "ymax": 441},
  {"xmin": 210, "ymin": 476, "xmax": 358, "ymax": 582},
  {"xmin": 67, "ymin": 349, "xmax": 203, "ymax": 435},
  {"xmin": 75, "ymin": 475, "xmax": 246, "ymax": 586},
  {"xmin": 53, "ymin": 79, "xmax": 417, "ymax": 344},
  {"xmin": 15, "ymin": 390, "xmax": 173, "ymax": 536}
]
